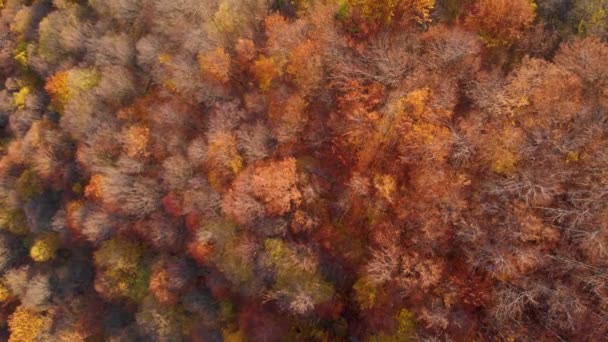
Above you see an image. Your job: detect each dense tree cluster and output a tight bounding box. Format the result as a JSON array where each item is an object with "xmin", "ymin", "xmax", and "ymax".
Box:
[{"xmin": 0, "ymin": 0, "xmax": 607, "ymax": 340}]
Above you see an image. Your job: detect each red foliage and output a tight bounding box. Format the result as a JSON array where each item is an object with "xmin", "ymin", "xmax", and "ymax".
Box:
[{"xmin": 162, "ymin": 192, "xmax": 183, "ymax": 217}]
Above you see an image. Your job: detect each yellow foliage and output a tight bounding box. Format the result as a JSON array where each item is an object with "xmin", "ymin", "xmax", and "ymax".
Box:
[
  {"xmin": 30, "ymin": 232, "xmax": 60, "ymax": 262},
  {"xmin": 0, "ymin": 280, "xmax": 11, "ymax": 302},
  {"xmin": 401, "ymin": 87, "xmax": 430, "ymax": 119},
  {"xmin": 373, "ymin": 174, "xmax": 396, "ymax": 202},
  {"xmin": 58, "ymin": 331, "xmax": 86, "ymax": 342},
  {"xmin": 8, "ymin": 306, "xmax": 50, "ymax": 342},
  {"xmin": 158, "ymin": 53, "xmax": 172, "ymax": 64},
  {"xmin": 348, "ymin": 0, "xmax": 435, "ymax": 26},
  {"xmin": 164, "ymin": 79, "xmax": 178, "ymax": 93},
  {"xmin": 71, "ymin": 68, "xmax": 100, "ymax": 89},
  {"xmin": 491, "ymin": 148, "xmax": 518, "ymax": 174},
  {"xmin": 14, "ymin": 49, "xmax": 28, "ymax": 69},
  {"xmin": 16, "ymin": 168, "xmax": 42, "ymax": 200},
  {"xmin": 94, "ymin": 238, "xmax": 146, "ymax": 300},
  {"xmin": 353, "ymin": 276, "xmax": 377, "ymax": 309},
  {"xmin": 576, "ymin": 0, "xmax": 608, "ymax": 36},
  {"xmin": 208, "ymin": 132, "xmax": 243, "ymax": 176},
  {"xmin": 214, "ymin": 1, "xmax": 236, "ymax": 33},
  {"xmin": 487, "ymin": 127, "xmax": 521, "ymax": 175},
  {"xmin": 252, "ymin": 55, "xmax": 281, "ymax": 91},
  {"xmin": 229, "ymin": 156, "xmax": 243, "ymax": 174},
  {"xmin": 566, "ymin": 151, "xmax": 580, "ymax": 163},
  {"xmin": 412, "ymin": 123, "xmax": 436, "ymax": 144},
  {"xmin": 13, "ymin": 86, "xmax": 30, "ymax": 110},
  {"xmin": 95, "ymin": 238, "xmax": 142, "ymax": 271},
  {"xmin": 222, "ymin": 328, "xmax": 245, "ymax": 342},
  {"xmin": 411, "ymin": 0, "xmax": 435, "ymax": 24},
  {"xmin": 0, "ymin": 209, "xmax": 29, "ymax": 235}
]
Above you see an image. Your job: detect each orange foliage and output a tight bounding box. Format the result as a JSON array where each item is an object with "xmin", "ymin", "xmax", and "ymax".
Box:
[
  {"xmin": 235, "ymin": 38, "xmax": 256, "ymax": 64},
  {"xmin": 124, "ymin": 125, "xmax": 151, "ymax": 158},
  {"xmin": 251, "ymin": 158, "xmax": 302, "ymax": 216},
  {"xmin": 287, "ymin": 40, "xmax": 323, "ymax": 94},
  {"xmin": 465, "ymin": 0, "xmax": 536, "ymax": 45},
  {"xmin": 149, "ymin": 265, "xmax": 178, "ymax": 305},
  {"xmin": 198, "ymin": 47, "xmax": 232, "ymax": 83},
  {"xmin": 267, "ymin": 91, "xmax": 308, "ymax": 143},
  {"xmin": 84, "ymin": 174, "xmax": 104, "ymax": 201},
  {"xmin": 45, "ymin": 71, "xmax": 70, "ymax": 108}
]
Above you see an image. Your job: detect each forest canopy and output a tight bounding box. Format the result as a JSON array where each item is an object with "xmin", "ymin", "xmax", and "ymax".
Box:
[{"xmin": 0, "ymin": 0, "xmax": 607, "ymax": 340}]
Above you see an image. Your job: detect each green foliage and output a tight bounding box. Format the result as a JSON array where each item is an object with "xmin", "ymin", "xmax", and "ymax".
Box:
[
  {"xmin": 264, "ymin": 239, "xmax": 334, "ymax": 313},
  {"xmin": 94, "ymin": 238, "xmax": 148, "ymax": 301},
  {"xmin": 13, "ymin": 43, "xmax": 28, "ymax": 70},
  {"xmin": 214, "ymin": 239, "xmax": 255, "ymax": 286},
  {"xmin": 0, "ymin": 209, "xmax": 29, "ymax": 235},
  {"xmin": 353, "ymin": 276, "xmax": 377, "ymax": 309},
  {"xmin": 16, "ymin": 169, "xmax": 42, "ymax": 201},
  {"xmin": 335, "ymin": 0, "xmax": 350, "ymax": 21},
  {"xmin": 574, "ymin": 0, "xmax": 608, "ymax": 37},
  {"xmin": 136, "ymin": 296, "xmax": 189, "ymax": 340}
]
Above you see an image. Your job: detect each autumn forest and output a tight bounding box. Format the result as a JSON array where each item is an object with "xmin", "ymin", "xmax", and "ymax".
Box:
[{"xmin": 0, "ymin": 0, "xmax": 607, "ymax": 340}]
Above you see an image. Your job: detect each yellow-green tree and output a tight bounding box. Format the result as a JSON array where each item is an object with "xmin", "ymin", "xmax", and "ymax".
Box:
[{"xmin": 94, "ymin": 238, "xmax": 149, "ymax": 301}]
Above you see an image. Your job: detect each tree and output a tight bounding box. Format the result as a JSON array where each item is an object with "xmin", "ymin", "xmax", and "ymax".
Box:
[
  {"xmin": 135, "ymin": 296, "xmax": 188, "ymax": 341},
  {"xmin": 286, "ymin": 39, "xmax": 323, "ymax": 94},
  {"xmin": 16, "ymin": 168, "xmax": 42, "ymax": 201},
  {"xmin": 161, "ymin": 154, "xmax": 193, "ymax": 191},
  {"xmin": 45, "ymin": 68, "xmax": 100, "ymax": 111},
  {"xmin": 237, "ymin": 121, "xmax": 272, "ymax": 163},
  {"xmin": 368, "ymin": 308, "xmax": 416, "ymax": 341},
  {"xmin": 207, "ymin": 131, "xmax": 243, "ymax": 191},
  {"xmin": 554, "ymin": 37, "xmax": 608, "ymax": 87},
  {"xmin": 122, "ymin": 124, "xmax": 151, "ymax": 159},
  {"xmin": 251, "ymin": 55, "xmax": 281, "ymax": 91},
  {"xmin": 251, "ymin": 158, "xmax": 302, "ymax": 216},
  {"xmin": 29, "ymin": 232, "xmax": 59, "ymax": 262},
  {"xmin": 198, "ymin": 47, "xmax": 232, "ymax": 83},
  {"xmin": 93, "ymin": 237, "xmax": 148, "ymax": 301},
  {"xmin": 88, "ymin": 33, "xmax": 135, "ymax": 67},
  {"xmin": 8, "ymin": 305, "xmax": 51, "ymax": 342},
  {"xmin": 37, "ymin": 8, "xmax": 92, "ymax": 63},
  {"xmin": 346, "ymin": 0, "xmax": 435, "ymax": 28},
  {"xmin": 235, "ymin": 38, "xmax": 256, "ymax": 64},
  {"xmin": 267, "ymin": 90, "xmax": 308, "ymax": 144},
  {"xmin": 465, "ymin": 0, "xmax": 536, "ymax": 45},
  {"xmin": 98, "ymin": 170, "xmax": 161, "ymax": 217},
  {"xmin": 221, "ymin": 187, "xmax": 265, "ymax": 225},
  {"xmin": 569, "ymin": 0, "xmax": 608, "ymax": 38},
  {"xmin": 263, "ymin": 239, "xmax": 334, "ymax": 315}
]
